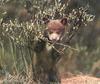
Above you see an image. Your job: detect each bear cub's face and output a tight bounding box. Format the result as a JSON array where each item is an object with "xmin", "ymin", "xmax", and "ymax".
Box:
[{"xmin": 44, "ymin": 18, "xmax": 67, "ymax": 42}]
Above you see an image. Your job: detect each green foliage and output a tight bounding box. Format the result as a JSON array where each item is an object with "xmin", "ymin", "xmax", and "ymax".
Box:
[{"xmin": 0, "ymin": 0, "xmax": 99, "ymax": 80}]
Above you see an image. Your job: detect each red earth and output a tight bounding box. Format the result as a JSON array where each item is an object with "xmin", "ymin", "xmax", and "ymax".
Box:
[{"xmin": 61, "ymin": 75, "xmax": 100, "ymax": 84}]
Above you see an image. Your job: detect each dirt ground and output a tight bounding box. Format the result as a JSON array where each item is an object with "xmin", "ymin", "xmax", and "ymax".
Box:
[{"xmin": 61, "ymin": 75, "xmax": 100, "ymax": 84}]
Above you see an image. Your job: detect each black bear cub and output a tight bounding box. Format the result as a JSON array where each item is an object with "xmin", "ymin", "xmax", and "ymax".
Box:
[{"xmin": 33, "ymin": 18, "xmax": 67, "ymax": 84}]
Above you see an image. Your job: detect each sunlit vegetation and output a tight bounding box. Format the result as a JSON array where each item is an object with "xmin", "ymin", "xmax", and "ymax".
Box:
[{"xmin": 0, "ymin": 0, "xmax": 100, "ymax": 83}]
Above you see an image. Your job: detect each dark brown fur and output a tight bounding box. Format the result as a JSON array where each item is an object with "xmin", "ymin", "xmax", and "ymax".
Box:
[{"xmin": 32, "ymin": 18, "xmax": 67, "ymax": 84}]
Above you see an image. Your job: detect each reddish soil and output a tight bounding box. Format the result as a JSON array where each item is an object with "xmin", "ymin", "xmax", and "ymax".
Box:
[{"xmin": 61, "ymin": 75, "xmax": 100, "ymax": 84}]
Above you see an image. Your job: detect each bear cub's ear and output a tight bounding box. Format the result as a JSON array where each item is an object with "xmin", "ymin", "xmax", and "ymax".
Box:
[
  {"xmin": 42, "ymin": 17, "xmax": 50, "ymax": 24},
  {"xmin": 61, "ymin": 18, "xmax": 67, "ymax": 25}
]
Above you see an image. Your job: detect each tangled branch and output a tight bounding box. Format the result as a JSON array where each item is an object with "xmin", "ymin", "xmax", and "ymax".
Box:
[{"xmin": 0, "ymin": 6, "xmax": 95, "ymax": 54}]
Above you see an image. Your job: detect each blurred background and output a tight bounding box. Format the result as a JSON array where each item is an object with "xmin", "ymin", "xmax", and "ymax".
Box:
[{"xmin": 0, "ymin": 0, "xmax": 100, "ymax": 79}]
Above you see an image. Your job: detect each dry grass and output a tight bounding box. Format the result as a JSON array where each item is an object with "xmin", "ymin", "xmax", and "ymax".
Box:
[{"xmin": 0, "ymin": 73, "xmax": 100, "ymax": 84}]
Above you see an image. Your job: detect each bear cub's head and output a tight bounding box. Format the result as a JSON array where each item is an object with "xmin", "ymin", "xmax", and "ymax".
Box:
[{"xmin": 43, "ymin": 18, "xmax": 67, "ymax": 42}]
